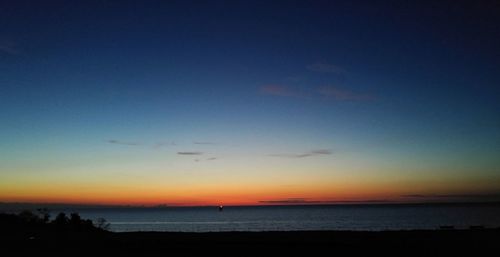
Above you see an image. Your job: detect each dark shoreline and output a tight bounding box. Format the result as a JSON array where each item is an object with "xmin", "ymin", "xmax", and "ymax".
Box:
[
  {"xmin": 3, "ymin": 211, "xmax": 500, "ymax": 256},
  {"xmin": 4, "ymin": 229, "xmax": 500, "ymax": 256}
]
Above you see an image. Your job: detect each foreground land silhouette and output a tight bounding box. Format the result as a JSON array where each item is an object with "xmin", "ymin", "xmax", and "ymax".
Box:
[{"xmin": 2, "ymin": 211, "xmax": 500, "ymax": 256}]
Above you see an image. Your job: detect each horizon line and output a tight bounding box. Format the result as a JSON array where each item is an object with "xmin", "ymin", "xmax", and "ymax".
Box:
[{"xmin": 1, "ymin": 200, "xmax": 499, "ymax": 210}]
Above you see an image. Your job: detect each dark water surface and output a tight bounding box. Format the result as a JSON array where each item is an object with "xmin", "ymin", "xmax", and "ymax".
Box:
[{"xmin": 63, "ymin": 204, "xmax": 500, "ymax": 232}]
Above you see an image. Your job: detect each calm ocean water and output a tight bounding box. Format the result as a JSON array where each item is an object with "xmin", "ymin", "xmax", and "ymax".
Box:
[{"xmin": 61, "ymin": 204, "xmax": 500, "ymax": 232}]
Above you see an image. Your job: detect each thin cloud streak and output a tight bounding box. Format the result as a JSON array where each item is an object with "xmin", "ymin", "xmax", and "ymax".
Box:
[
  {"xmin": 401, "ymin": 194, "xmax": 500, "ymax": 199},
  {"xmin": 177, "ymin": 151, "xmax": 203, "ymax": 155},
  {"xmin": 193, "ymin": 141, "xmax": 216, "ymax": 145},
  {"xmin": 269, "ymin": 149, "xmax": 332, "ymax": 158},
  {"xmin": 260, "ymin": 85, "xmax": 374, "ymax": 102},
  {"xmin": 153, "ymin": 141, "xmax": 176, "ymax": 149},
  {"xmin": 192, "ymin": 157, "xmax": 217, "ymax": 162},
  {"xmin": 259, "ymin": 198, "xmax": 318, "ymax": 204},
  {"xmin": 268, "ymin": 153, "xmax": 313, "ymax": 158},
  {"xmin": 107, "ymin": 140, "xmax": 141, "ymax": 146},
  {"xmin": 259, "ymin": 198, "xmax": 390, "ymax": 204},
  {"xmin": 310, "ymin": 149, "xmax": 331, "ymax": 155}
]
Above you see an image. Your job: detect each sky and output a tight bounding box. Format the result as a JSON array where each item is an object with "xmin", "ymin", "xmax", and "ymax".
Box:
[{"xmin": 1, "ymin": 0, "xmax": 500, "ymax": 206}]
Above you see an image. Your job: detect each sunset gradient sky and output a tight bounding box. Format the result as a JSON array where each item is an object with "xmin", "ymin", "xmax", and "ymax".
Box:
[{"xmin": 1, "ymin": 1, "xmax": 500, "ymax": 206}]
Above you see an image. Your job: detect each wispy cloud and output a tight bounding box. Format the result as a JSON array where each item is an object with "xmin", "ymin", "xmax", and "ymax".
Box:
[
  {"xmin": 177, "ymin": 151, "xmax": 203, "ymax": 155},
  {"xmin": 260, "ymin": 84, "xmax": 304, "ymax": 98},
  {"xmin": 401, "ymin": 194, "xmax": 500, "ymax": 200},
  {"xmin": 310, "ymin": 149, "xmax": 331, "ymax": 155},
  {"xmin": 260, "ymin": 62, "xmax": 376, "ymax": 102},
  {"xmin": 107, "ymin": 140, "xmax": 141, "ymax": 146},
  {"xmin": 193, "ymin": 141, "xmax": 216, "ymax": 145},
  {"xmin": 192, "ymin": 157, "xmax": 217, "ymax": 162},
  {"xmin": 306, "ymin": 62, "xmax": 346, "ymax": 74},
  {"xmin": 259, "ymin": 198, "xmax": 320, "ymax": 204},
  {"xmin": 318, "ymin": 86, "xmax": 375, "ymax": 101},
  {"xmin": 269, "ymin": 149, "xmax": 332, "ymax": 158},
  {"xmin": 268, "ymin": 153, "xmax": 309, "ymax": 158},
  {"xmin": 153, "ymin": 141, "xmax": 176, "ymax": 149},
  {"xmin": 260, "ymin": 84, "xmax": 374, "ymax": 102},
  {"xmin": 259, "ymin": 198, "xmax": 389, "ymax": 204}
]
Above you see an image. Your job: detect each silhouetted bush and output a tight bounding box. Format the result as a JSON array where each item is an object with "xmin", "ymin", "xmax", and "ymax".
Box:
[
  {"xmin": 69, "ymin": 213, "xmax": 81, "ymax": 228},
  {"xmin": 53, "ymin": 212, "xmax": 69, "ymax": 227},
  {"xmin": 0, "ymin": 210, "xmax": 109, "ymax": 239},
  {"xmin": 95, "ymin": 217, "xmax": 110, "ymax": 231},
  {"xmin": 37, "ymin": 208, "xmax": 50, "ymax": 223},
  {"xmin": 19, "ymin": 210, "xmax": 43, "ymax": 224}
]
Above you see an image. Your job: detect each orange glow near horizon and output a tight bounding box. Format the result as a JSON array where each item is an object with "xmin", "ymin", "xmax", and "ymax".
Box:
[{"xmin": 2, "ymin": 174, "xmax": 499, "ymax": 206}]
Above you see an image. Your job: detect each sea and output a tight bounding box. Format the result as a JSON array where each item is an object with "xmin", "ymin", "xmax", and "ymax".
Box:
[{"xmin": 51, "ymin": 203, "xmax": 500, "ymax": 232}]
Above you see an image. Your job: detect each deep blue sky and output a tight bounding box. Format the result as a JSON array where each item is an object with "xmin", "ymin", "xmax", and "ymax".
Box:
[{"xmin": 1, "ymin": 0, "xmax": 499, "ymax": 204}]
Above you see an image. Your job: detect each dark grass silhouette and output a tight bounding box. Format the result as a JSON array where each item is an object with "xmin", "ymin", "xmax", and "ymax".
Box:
[{"xmin": 1, "ymin": 211, "xmax": 500, "ymax": 256}]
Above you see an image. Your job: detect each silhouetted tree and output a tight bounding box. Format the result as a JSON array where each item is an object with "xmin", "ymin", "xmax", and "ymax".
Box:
[
  {"xmin": 70, "ymin": 212, "xmax": 81, "ymax": 224},
  {"xmin": 36, "ymin": 208, "xmax": 50, "ymax": 223},
  {"xmin": 1, "ymin": 211, "xmax": 108, "ymax": 238},
  {"xmin": 82, "ymin": 218, "xmax": 94, "ymax": 229},
  {"xmin": 69, "ymin": 212, "xmax": 85, "ymax": 230},
  {"xmin": 53, "ymin": 212, "xmax": 69, "ymax": 227},
  {"xmin": 19, "ymin": 210, "xmax": 42, "ymax": 224},
  {"xmin": 95, "ymin": 217, "xmax": 110, "ymax": 231}
]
